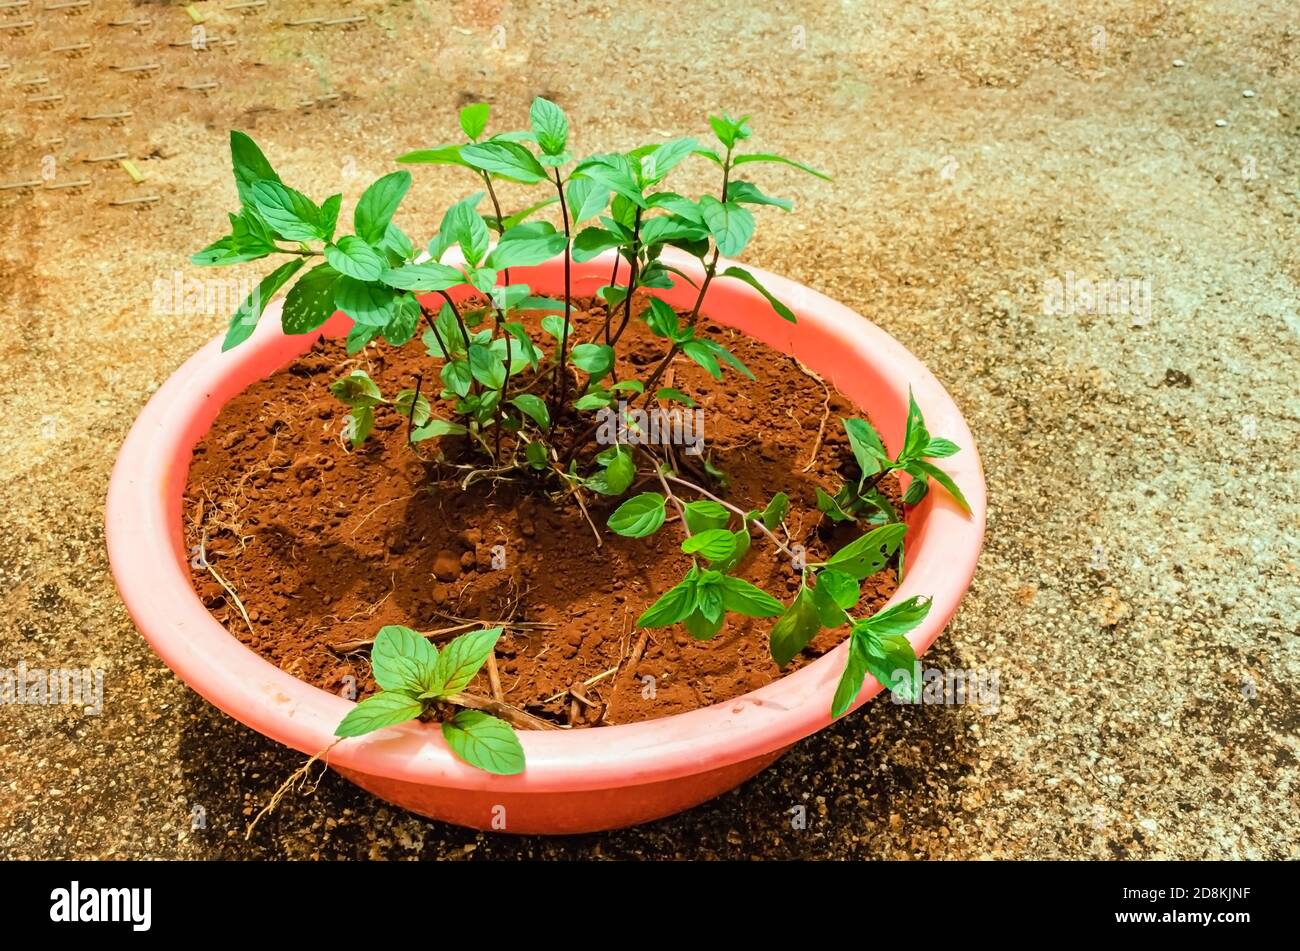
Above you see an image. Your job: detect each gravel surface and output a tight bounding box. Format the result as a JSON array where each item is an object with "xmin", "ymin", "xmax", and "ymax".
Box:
[{"xmin": 0, "ymin": 0, "xmax": 1295, "ymax": 859}]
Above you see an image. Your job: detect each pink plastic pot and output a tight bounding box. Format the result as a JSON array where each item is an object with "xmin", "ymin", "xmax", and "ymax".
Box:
[{"xmin": 106, "ymin": 249, "xmax": 985, "ymax": 834}]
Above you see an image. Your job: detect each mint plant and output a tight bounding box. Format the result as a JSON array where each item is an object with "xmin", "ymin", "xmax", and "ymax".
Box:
[
  {"xmin": 335, "ymin": 625, "xmax": 524, "ymax": 775},
  {"xmin": 193, "ymin": 104, "xmax": 972, "ymax": 772}
]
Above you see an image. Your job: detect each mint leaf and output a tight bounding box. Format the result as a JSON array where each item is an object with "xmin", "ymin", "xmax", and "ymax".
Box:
[
  {"xmin": 371, "ymin": 624, "xmax": 438, "ymax": 694},
  {"xmin": 354, "ymin": 170, "xmax": 411, "ymax": 245},
  {"xmin": 529, "ymin": 96, "xmax": 569, "ymax": 155},
  {"xmin": 698, "ymin": 196, "xmax": 755, "ymax": 257},
  {"xmin": 842, "ymin": 417, "xmax": 888, "ymax": 478},
  {"xmin": 434, "ymin": 627, "xmax": 504, "ymax": 696},
  {"xmin": 831, "ymin": 633, "xmax": 870, "ymax": 718},
  {"xmin": 410, "ymin": 418, "xmax": 467, "ymax": 442},
  {"xmin": 335, "ymin": 276, "xmax": 397, "ymax": 327},
  {"xmin": 441, "ymin": 710, "xmax": 524, "ymax": 775},
  {"xmin": 508, "ymin": 394, "xmax": 550, "ymax": 430},
  {"xmin": 719, "ymin": 576, "xmax": 784, "ymax": 617},
  {"xmin": 335, "ymin": 692, "xmax": 424, "ymax": 738},
  {"xmin": 682, "ymin": 499, "xmax": 729, "ymax": 533},
  {"xmin": 912, "ymin": 460, "xmax": 971, "ymax": 514},
  {"xmin": 822, "ymin": 523, "xmax": 906, "ymax": 579},
  {"xmin": 769, "ymin": 585, "xmax": 821, "ymax": 667},
  {"xmin": 608, "ymin": 492, "xmax": 667, "ymax": 538},
  {"xmin": 381, "ymin": 260, "xmax": 465, "ymax": 291},
  {"xmin": 281, "ymin": 263, "xmax": 340, "ymax": 335},
  {"xmin": 249, "ymin": 180, "xmax": 324, "ymax": 242},
  {"xmin": 718, "ymin": 266, "xmax": 796, "ymax": 323},
  {"xmin": 325, "ymin": 235, "xmax": 385, "ymax": 281},
  {"xmin": 223, "ymin": 257, "xmax": 305, "ymax": 351},
  {"xmin": 461, "ymin": 141, "xmax": 548, "ymax": 184},
  {"xmin": 732, "ymin": 152, "xmax": 830, "ymax": 181},
  {"xmin": 230, "ymin": 130, "xmax": 280, "ymax": 205},
  {"xmin": 681, "ymin": 528, "xmax": 737, "ymax": 562},
  {"xmin": 459, "ymin": 102, "xmax": 490, "ymax": 141}
]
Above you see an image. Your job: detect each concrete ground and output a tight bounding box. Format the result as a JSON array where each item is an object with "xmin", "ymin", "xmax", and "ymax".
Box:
[{"xmin": 1, "ymin": 0, "xmax": 1296, "ymax": 859}]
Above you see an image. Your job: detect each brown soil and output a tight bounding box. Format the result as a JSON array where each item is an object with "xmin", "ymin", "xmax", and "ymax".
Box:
[{"xmin": 182, "ymin": 295, "xmax": 901, "ymax": 727}]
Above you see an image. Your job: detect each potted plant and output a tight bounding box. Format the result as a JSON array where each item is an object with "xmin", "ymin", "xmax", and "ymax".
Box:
[{"xmin": 106, "ymin": 102, "xmax": 985, "ymax": 833}]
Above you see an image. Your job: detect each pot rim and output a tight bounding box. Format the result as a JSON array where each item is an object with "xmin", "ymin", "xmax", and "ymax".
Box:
[{"xmin": 106, "ymin": 248, "xmax": 986, "ymax": 794}]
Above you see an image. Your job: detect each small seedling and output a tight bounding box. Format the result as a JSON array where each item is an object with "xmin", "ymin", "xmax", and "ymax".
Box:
[
  {"xmin": 335, "ymin": 625, "xmax": 524, "ymax": 775},
  {"xmin": 193, "ymin": 103, "xmax": 971, "ymax": 772}
]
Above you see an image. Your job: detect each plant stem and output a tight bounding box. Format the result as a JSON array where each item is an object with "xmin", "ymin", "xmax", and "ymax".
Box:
[
  {"xmin": 607, "ymin": 206, "xmax": 643, "ymax": 350},
  {"xmin": 551, "ymin": 168, "xmax": 573, "ymax": 427},
  {"xmin": 436, "ymin": 291, "xmax": 474, "ymax": 358},
  {"xmin": 654, "ymin": 463, "xmax": 691, "ymax": 536},
  {"xmin": 479, "ymin": 171, "xmax": 511, "ymax": 286},
  {"xmin": 406, "ymin": 372, "xmax": 422, "ymax": 443},
  {"xmin": 604, "ymin": 255, "xmax": 620, "ymax": 343},
  {"xmin": 664, "ymin": 473, "xmax": 799, "ymax": 560},
  {"xmin": 443, "ymin": 691, "xmax": 560, "ymax": 731},
  {"xmin": 635, "ymin": 148, "xmax": 733, "ymax": 409}
]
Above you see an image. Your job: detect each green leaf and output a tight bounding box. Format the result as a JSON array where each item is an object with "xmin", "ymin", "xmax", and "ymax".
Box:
[
  {"xmin": 682, "ymin": 340, "xmax": 722, "ymax": 379},
  {"xmin": 281, "ymin": 263, "xmax": 340, "ymax": 335},
  {"xmin": 912, "ymin": 460, "xmax": 970, "ymax": 513},
  {"xmin": 383, "ymin": 294, "xmax": 421, "ymax": 346},
  {"xmin": 830, "ymin": 633, "xmax": 870, "ymax": 718},
  {"xmin": 814, "ymin": 569, "xmax": 860, "ymax": 611},
  {"xmin": 529, "ymin": 96, "xmax": 569, "ymax": 155},
  {"xmin": 249, "ymin": 180, "xmax": 324, "ymax": 242},
  {"xmin": 641, "ymin": 137, "xmax": 699, "ymax": 183},
  {"xmin": 509, "ymin": 394, "xmax": 550, "ymax": 430},
  {"xmin": 681, "ymin": 528, "xmax": 737, "ymax": 562},
  {"xmin": 486, "ymin": 226, "xmax": 566, "ymax": 269},
  {"xmin": 335, "ymin": 276, "xmax": 397, "ymax": 327},
  {"xmin": 330, "ymin": 369, "xmax": 383, "ymax": 407},
  {"xmin": 381, "ymin": 260, "xmax": 465, "ymax": 291},
  {"xmin": 822, "ymin": 523, "xmax": 907, "ymax": 579},
  {"xmin": 353, "ymin": 170, "xmax": 412, "ymax": 245},
  {"xmin": 698, "ymin": 196, "xmax": 755, "ymax": 257},
  {"xmin": 683, "ymin": 608, "xmax": 724, "ymax": 640},
  {"xmin": 436, "ymin": 192, "xmax": 491, "ymax": 265},
  {"xmin": 719, "ymin": 576, "xmax": 784, "ymax": 617},
  {"xmin": 572, "ymin": 226, "xmax": 626, "ymax": 263},
  {"xmin": 733, "ymin": 152, "xmax": 830, "ymax": 181},
  {"xmin": 222, "ymin": 257, "xmax": 305, "ymax": 351},
  {"xmin": 902, "ymin": 473, "xmax": 929, "ymax": 506},
  {"xmin": 607, "ymin": 492, "xmax": 667, "ymax": 538},
  {"xmin": 229, "ymin": 130, "xmax": 280, "ymax": 205},
  {"xmin": 656, "ymin": 387, "xmax": 696, "ymax": 407},
  {"xmin": 645, "ymin": 297, "xmax": 682, "ymax": 340},
  {"xmin": 585, "ymin": 445, "xmax": 634, "ymax": 496},
  {"xmin": 760, "ymin": 491, "xmax": 790, "ymax": 530},
  {"xmin": 843, "ymin": 417, "xmax": 888, "ymax": 478},
  {"xmin": 394, "ymin": 388, "xmax": 431, "ymax": 428},
  {"xmin": 345, "ymin": 406, "xmax": 374, "ymax": 446},
  {"xmin": 862, "ymin": 630, "xmax": 920, "ymax": 702},
  {"xmin": 708, "ymin": 113, "xmax": 751, "ymax": 149},
  {"xmin": 769, "ymin": 585, "xmax": 821, "ymax": 668},
  {"xmin": 410, "ymin": 418, "xmax": 467, "ymax": 442},
  {"xmin": 570, "ymin": 342, "xmax": 614, "ymax": 376},
  {"xmin": 441, "ymin": 710, "xmax": 524, "ymax": 775},
  {"xmin": 636, "ymin": 576, "xmax": 698, "ymax": 628},
  {"xmin": 434, "ymin": 627, "xmax": 504, "ymax": 695},
  {"xmin": 902, "ymin": 389, "xmax": 930, "ymax": 460},
  {"xmin": 572, "ymin": 153, "xmax": 646, "ymax": 208},
  {"xmin": 526, "ymin": 441, "xmax": 549, "ymax": 469},
  {"xmin": 726, "ymin": 179, "xmax": 792, "ymax": 211},
  {"xmin": 540, "ymin": 314, "xmax": 574, "ymax": 341},
  {"xmin": 924, "ymin": 437, "xmax": 960, "ymax": 459},
  {"xmin": 335, "ymin": 691, "xmax": 425, "ymax": 738},
  {"xmin": 815, "ymin": 485, "xmax": 856, "ymax": 523},
  {"xmin": 566, "ymin": 176, "xmax": 609, "ymax": 225},
  {"xmin": 346, "ymin": 320, "xmax": 382, "ymax": 354},
  {"xmin": 459, "ymin": 102, "xmax": 490, "ymax": 141},
  {"xmin": 682, "ymin": 499, "xmax": 729, "ymax": 533},
  {"xmin": 371, "ymin": 624, "xmax": 438, "ymax": 694},
  {"xmin": 319, "ymin": 194, "xmax": 343, "ymax": 241},
  {"xmin": 396, "ymin": 144, "xmax": 471, "ymax": 168},
  {"xmin": 859, "ymin": 595, "xmax": 932, "ymax": 637},
  {"xmin": 461, "ymin": 140, "xmax": 548, "ymax": 184},
  {"xmin": 719, "ymin": 266, "xmax": 797, "ymax": 323},
  {"xmin": 468, "ymin": 343, "xmax": 507, "ymax": 389},
  {"xmin": 325, "ymin": 235, "xmax": 386, "ymax": 281}
]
